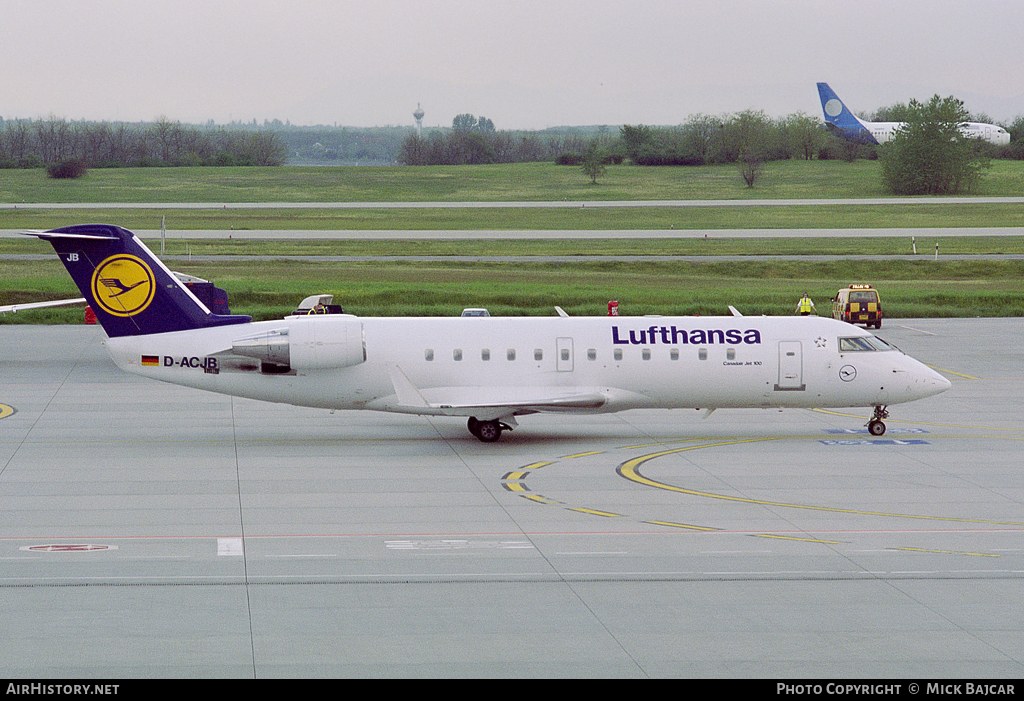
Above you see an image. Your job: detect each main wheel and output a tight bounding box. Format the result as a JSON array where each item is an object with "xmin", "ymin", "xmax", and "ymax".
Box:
[{"xmin": 475, "ymin": 420, "xmax": 503, "ymax": 443}]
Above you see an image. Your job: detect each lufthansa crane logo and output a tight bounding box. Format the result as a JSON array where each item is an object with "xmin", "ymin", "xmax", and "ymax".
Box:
[{"xmin": 90, "ymin": 255, "xmax": 155, "ymax": 317}]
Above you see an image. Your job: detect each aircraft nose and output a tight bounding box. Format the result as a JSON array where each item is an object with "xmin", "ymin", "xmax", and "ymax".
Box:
[{"xmin": 915, "ymin": 366, "xmax": 952, "ymax": 398}]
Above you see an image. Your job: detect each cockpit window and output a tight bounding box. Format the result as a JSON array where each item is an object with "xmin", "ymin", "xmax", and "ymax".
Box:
[{"xmin": 839, "ymin": 336, "xmax": 894, "ymax": 352}]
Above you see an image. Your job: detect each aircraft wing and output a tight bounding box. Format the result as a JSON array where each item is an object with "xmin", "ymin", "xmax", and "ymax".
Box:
[
  {"xmin": 386, "ymin": 362, "xmax": 606, "ymax": 417},
  {"xmin": 1, "ymin": 298, "xmax": 87, "ymax": 314}
]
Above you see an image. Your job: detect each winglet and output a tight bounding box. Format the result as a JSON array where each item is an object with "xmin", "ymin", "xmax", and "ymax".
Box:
[{"xmin": 387, "ymin": 363, "xmax": 429, "ymax": 408}]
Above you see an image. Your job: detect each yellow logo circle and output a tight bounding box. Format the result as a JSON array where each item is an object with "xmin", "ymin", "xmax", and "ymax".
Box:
[{"xmin": 90, "ymin": 255, "xmax": 155, "ymax": 317}]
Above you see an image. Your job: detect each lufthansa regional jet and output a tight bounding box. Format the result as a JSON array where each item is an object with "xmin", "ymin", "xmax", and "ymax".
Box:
[
  {"xmin": 28, "ymin": 225, "xmax": 950, "ymax": 442},
  {"xmin": 817, "ymin": 82, "xmax": 1011, "ymax": 146}
]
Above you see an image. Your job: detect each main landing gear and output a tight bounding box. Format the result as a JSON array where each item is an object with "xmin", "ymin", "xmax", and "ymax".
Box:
[
  {"xmin": 867, "ymin": 405, "xmax": 889, "ymax": 436},
  {"xmin": 467, "ymin": 417, "xmax": 511, "ymax": 443}
]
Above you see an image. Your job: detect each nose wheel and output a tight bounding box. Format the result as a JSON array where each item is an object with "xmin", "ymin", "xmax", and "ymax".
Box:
[{"xmin": 867, "ymin": 406, "xmax": 889, "ymax": 436}]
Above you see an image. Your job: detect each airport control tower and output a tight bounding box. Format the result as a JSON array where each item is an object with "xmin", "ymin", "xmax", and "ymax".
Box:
[{"xmin": 413, "ymin": 103, "xmax": 424, "ymax": 135}]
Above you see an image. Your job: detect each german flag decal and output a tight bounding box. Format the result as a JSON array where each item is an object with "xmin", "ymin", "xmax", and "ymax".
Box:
[{"xmin": 141, "ymin": 355, "xmax": 159, "ymax": 366}]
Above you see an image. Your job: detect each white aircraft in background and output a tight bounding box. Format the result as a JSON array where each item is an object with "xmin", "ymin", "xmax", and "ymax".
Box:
[
  {"xmin": 817, "ymin": 82, "xmax": 1011, "ymax": 146},
  {"xmin": 27, "ymin": 225, "xmax": 950, "ymax": 441}
]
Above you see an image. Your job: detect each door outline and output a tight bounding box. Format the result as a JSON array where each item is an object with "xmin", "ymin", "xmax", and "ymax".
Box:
[{"xmin": 774, "ymin": 341, "xmax": 805, "ymax": 391}]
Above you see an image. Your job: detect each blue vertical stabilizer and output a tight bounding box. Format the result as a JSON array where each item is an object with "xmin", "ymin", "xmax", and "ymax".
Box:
[
  {"xmin": 817, "ymin": 82, "xmax": 878, "ymax": 145},
  {"xmin": 28, "ymin": 224, "xmax": 251, "ymax": 337}
]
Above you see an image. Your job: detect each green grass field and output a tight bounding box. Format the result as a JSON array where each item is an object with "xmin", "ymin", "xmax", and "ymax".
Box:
[
  {"xmin": 3, "ymin": 160, "xmax": 1023, "ymax": 321},
  {"xmin": 3, "ymin": 160, "xmax": 1023, "ymax": 232},
  {"xmin": 5, "ymin": 256, "xmax": 1022, "ymax": 322},
  {"xmin": 4, "ymin": 159, "xmax": 1024, "ymax": 203}
]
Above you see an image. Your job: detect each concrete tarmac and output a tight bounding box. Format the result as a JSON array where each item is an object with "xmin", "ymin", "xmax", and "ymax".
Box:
[{"xmin": 1, "ymin": 320, "xmax": 1023, "ymax": 678}]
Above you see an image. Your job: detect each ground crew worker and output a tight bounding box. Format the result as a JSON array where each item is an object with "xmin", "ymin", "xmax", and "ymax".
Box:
[{"xmin": 796, "ymin": 292, "xmax": 816, "ymax": 316}]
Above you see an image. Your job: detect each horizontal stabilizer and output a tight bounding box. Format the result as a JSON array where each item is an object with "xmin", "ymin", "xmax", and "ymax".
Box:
[
  {"xmin": 1, "ymin": 297, "xmax": 86, "ymax": 314},
  {"xmin": 26, "ymin": 231, "xmax": 118, "ymax": 241}
]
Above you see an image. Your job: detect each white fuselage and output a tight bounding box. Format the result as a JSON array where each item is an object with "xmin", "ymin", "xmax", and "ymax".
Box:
[
  {"xmin": 103, "ymin": 314, "xmax": 950, "ymax": 423},
  {"xmin": 855, "ymin": 118, "xmax": 1011, "ymax": 146}
]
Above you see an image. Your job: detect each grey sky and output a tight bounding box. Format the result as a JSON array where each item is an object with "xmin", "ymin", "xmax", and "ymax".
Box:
[{"xmin": 4, "ymin": 0, "xmax": 1022, "ymax": 129}]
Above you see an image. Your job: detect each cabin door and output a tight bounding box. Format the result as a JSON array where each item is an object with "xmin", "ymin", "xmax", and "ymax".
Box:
[{"xmin": 775, "ymin": 341, "xmax": 805, "ymax": 391}]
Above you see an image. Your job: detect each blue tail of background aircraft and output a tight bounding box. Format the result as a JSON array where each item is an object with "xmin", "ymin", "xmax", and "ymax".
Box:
[
  {"xmin": 817, "ymin": 82, "xmax": 879, "ymax": 145},
  {"xmin": 30, "ymin": 224, "xmax": 251, "ymax": 338}
]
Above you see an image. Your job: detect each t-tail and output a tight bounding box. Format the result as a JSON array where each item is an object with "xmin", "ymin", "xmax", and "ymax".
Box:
[
  {"xmin": 28, "ymin": 224, "xmax": 251, "ymax": 337},
  {"xmin": 817, "ymin": 82, "xmax": 879, "ymax": 145}
]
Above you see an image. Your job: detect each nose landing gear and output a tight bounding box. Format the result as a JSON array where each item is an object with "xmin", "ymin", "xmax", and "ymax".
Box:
[{"xmin": 867, "ymin": 405, "xmax": 889, "ymax": 436}]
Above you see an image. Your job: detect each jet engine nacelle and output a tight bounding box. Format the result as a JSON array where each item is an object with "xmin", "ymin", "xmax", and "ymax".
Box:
[
  {"xmin": 231, "ymin": 315, "xmax": 365, "ymax": 371},
  {"xmin": 289, "ymin": 315, "xmax": 365, "ymax": 369}
]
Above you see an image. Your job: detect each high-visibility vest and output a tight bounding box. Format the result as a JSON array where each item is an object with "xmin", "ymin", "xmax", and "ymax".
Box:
[{"xmin": 797, "ymin": 296, "xmax": 814, "ymax": 313}]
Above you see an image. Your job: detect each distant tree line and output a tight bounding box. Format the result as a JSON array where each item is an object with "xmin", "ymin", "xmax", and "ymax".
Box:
[
  {"xmin": 6, "ymin": 101, "xmax": 1023, "ymax": 174},
  {"xmin": 400, "ymin": 105, "xmax": 1024, "ymax": 170},
  {"xmin": 399, "ymin": 113, "xmax": 618, "ymax": 166},
  {"xmin": 0, "ymin": 117, "xmax": 287, "ymax": 169},
  {"xmin": 281, "ymin": 125, "xmax": 410, "ymax": 163},
  {"xmin": 617, "ymin": 111, "xmax": 829, "ymax": 166},
  {"xmin": 395, "ymin": 109, "xmax": 942, "ymax": 169}
]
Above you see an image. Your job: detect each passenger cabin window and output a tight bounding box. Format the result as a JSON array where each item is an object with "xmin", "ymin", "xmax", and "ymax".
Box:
[
  {"xmin": 507, "ymin": 349, "xmax": 516, "ymax": 361},
  {"xmin": 587, "ymin": 349, "xmax": 596, "ymax": 361},
  {"xmin": 614, "ymin": 348, "xmax": 623, "ymax": 361},
  {"xmin": 561, "ymin": 348, "xmax": 570, "ymax": 362},
  {"xmin": 670, "ymin": 348, "xmax": 679, "ymax": 360},
  {"xmin": 642, "ymin": 348, "xmax": 651, "ymax": 361},
  {"xmin": 698, "ymin": 348, "xmax": 708, "ymax": 361},
  {"xmin": 534, "ymin": 349, "xmax": 543, "ymax": 361},
  {"xmin": 453, "ymin": 349, "xmax": 463, "ymax": 361},
  {"xmin": 481, "ymin": 349, "xmax": 490, "ymax": 361},
  {"xmin": 727, "ymin": 348, "xmax": 736, "ymax": 360},
  {"xmin": 425, "ymin": 349, "xmax": 434, "ymax": 361}
]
